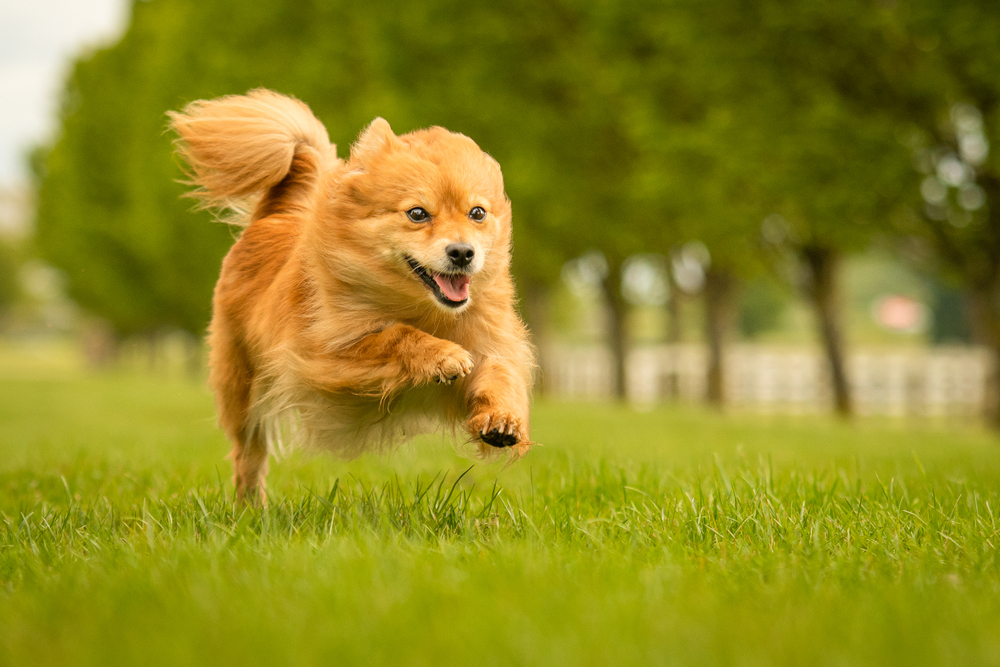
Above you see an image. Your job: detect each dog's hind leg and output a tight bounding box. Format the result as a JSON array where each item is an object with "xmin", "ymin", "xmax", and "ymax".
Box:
[
  {"xmin": 224, "ymin": 394, "xmax": 270, "ymax": 506},
  {"xmin": 209, "ymin": 326, "xmax": 269, "ymax": 505},
  {"xmin": 231, "ymin": 430, "xmax": 269, "ymax": 505}
]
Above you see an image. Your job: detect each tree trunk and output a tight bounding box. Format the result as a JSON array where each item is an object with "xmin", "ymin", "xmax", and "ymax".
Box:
[
  {"xmin": 81, "ymin": 320, "xmax": 120, "ymax": 368},
  {"xmin": 185, "ymin": 333, "xmax": 204, "ymax": 381},
  {"xmin": 146, "ymin": 331, "xmax": 160, "ymax": 374},
  {"xmin": 664, "ymin": 271, "xmax": 683, "ymax": 400},
  {"xmin": 602, "ymin": 262, "xmax": 628, "ymax": 401},
  {"xmin": 965, "ymin": 282, "xmax": 1000, "ymax": 427},
  {"xmin": 801, "ymin": 245, "xmax": 852, "ymax": 417},
  {"xmin": 522, "ymin": 284, "xmax": 551, "ymax": 397},
  {"xmin": 703, "ymin": 267, "xmax": 737, "ymax": 408},
  {"xmin": 667, "ymin": 268, "xmax": 683, "ymax": 345}
]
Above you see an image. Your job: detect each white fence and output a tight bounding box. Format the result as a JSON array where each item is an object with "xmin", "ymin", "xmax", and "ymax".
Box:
[{"xmin": 544, "ymin": 344, "xmax": 995, "ymax": 417}]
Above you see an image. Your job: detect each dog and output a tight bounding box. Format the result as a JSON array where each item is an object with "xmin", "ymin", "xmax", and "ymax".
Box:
[{"xmin": 168, "ymin": 90, "xmax": 534, "ymax": 503}]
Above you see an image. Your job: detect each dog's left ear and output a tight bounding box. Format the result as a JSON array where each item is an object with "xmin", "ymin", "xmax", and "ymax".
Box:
[{"xmin": 351, "ymin": 118, "xmax": 397, "ymax": 161}]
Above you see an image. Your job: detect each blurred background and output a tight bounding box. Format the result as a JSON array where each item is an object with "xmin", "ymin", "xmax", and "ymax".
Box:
[{"xmin": 2, "ymin": 0, "xmax": 999, "ymax": 424}]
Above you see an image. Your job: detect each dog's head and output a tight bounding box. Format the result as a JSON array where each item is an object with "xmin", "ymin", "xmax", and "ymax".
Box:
[{"xmin": 320, "ymin": 119, "xmax": 511, "ymax": 314}]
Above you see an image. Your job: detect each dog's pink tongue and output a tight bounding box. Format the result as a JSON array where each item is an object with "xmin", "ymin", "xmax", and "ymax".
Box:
[{"xmin": 433, "ymin": 273, "xmax": 471, "ymax": 302}]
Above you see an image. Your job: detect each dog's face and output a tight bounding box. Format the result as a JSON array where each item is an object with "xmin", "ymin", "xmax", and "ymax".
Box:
[{"xmin": 325, "ymin": 119, "xmax": 512, "ymax": 314}]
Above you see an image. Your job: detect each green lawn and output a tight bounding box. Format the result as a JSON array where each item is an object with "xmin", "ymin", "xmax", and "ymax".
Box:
[{"xmin": 2, "ymin": 341, "xmax": 1000, "ymax": 666}]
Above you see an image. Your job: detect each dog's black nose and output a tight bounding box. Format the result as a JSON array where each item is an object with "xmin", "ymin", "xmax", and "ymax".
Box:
[{"xmin": 446, "ymin": 243, "xmax": 475, "ymax": 268}]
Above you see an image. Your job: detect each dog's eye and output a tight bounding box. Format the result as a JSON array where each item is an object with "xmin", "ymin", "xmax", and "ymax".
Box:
[
  {"xmin": 406, "ymin": 207, "xmax": 430, "ymax": 223},
  {"xmin": 469, "ymin": 206, "xmax": 486, "ymax": 222}
]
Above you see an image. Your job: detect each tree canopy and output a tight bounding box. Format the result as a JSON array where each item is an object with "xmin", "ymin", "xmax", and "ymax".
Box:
[{"xmin": 32, "ymin": 0, "xmax": 1000, "ymax": 380}]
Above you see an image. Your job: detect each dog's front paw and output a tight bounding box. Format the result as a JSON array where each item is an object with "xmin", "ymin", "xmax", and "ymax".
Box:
[
  {"xmin": 413, "ymin": 340, "xmax": 474, "ymax": 385},
  {"xmin": 468, "ymin": 411, "xmax": 524, "ymax": 449}
]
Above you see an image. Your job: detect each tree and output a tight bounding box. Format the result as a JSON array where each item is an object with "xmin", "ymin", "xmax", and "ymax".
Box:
[
  {"xmin": 585, "ymin": 0, "xmax": 913, "ymax": 412},
  {"xmin": 879, "ymin": 0, "xmax": 1000, "ymax": 423},
  {"xmin": 682, "ymin": 1, "xmax": 914, "ymax": 415}
]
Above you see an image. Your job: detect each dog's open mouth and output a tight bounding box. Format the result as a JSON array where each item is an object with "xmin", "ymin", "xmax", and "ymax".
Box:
[{"xmin": 406, "ymin": 258, "xmax": 471, "ymax": 308}]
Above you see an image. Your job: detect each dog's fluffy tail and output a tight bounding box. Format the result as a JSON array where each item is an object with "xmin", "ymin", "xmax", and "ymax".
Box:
[{"xmin": 168, "ymin": 89, "xmax": 331, "ymax": 221}]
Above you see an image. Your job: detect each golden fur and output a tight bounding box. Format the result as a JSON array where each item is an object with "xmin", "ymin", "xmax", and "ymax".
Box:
[{"xmin": 168, "ymin": 89, "xmax": 534, "ymax": 503}]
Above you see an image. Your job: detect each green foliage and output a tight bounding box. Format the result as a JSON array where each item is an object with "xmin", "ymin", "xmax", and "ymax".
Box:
[
  {"xmin": 0, "ymin": 241, "xmax": 19, "ymax": 313},
  {"xmin": 879, "ymin": 1, "xmax": 1000, "ymax": 349},
  {"xmin": 31, "ymin": 0, "xmax": 1000, "ymax": 340},
  {"xmin": 34, "ymin": 2, "xmax": 234, "ymax": 335},
  {"xmin": 739, "ymin": 277, "xmax": 789, "ymax": 339},
  {"xmin": 929, "ymin": 280, "xmax": 974, "ymax": 344},
  {"xmin": 34, "ymin": 0, "xmax": 588, "ymax": 333}
]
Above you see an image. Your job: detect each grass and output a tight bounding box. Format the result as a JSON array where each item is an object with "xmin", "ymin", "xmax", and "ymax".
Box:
[{"xmin": 1, "ymin": 340, "xmax": 1000, "ymax": 665}]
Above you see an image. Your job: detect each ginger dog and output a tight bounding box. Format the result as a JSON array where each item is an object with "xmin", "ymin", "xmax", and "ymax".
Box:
[{"xmin": 169, "ymin": 90, "xmax": 534, "ymax": 503}]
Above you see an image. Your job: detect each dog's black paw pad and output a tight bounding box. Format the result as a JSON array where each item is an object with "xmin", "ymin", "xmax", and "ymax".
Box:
[{"xmin": 481, "ymin": 429, "xmax": 518, "ymax": 448}]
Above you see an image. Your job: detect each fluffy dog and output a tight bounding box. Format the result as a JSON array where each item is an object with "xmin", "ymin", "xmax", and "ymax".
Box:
[{"xmin": 168, "ymin": 90, "xmax": 534, "ymax": 503}]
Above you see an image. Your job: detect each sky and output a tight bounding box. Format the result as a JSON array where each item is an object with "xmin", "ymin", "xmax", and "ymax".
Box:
[{"xmin": 0, "ymin": 0, "xmax": 129, "ymax": 187}]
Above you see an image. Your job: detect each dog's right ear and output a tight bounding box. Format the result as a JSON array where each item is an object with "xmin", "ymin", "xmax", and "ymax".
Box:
[{"xmin": 351, "ymin": 118, "xmax": 397, "ymax": 161}]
